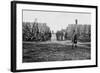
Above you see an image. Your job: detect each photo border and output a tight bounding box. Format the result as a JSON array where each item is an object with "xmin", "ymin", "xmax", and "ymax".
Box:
[{"xmin": 11, "ymin": 1, "xmax": 98, "ymax": 72}]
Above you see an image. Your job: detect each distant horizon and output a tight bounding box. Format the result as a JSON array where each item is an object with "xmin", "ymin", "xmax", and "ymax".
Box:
[{"xmin": 23, "ymin": 10, "xmax": 91, "ymax": 33}]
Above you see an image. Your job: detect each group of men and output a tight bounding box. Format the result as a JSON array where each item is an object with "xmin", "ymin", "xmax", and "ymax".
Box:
[{"xmin": 55, "ymin": 30, "xmax": 77, "ymax": 48}]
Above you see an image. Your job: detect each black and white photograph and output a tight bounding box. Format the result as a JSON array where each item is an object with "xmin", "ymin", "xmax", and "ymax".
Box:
[
  {"xmin": 22, "ymin": 10, "xmax": 91, "ymax": 62},
  {"xmin": 11, "ymin": 1, "xmax": 97, "ymax": 72}
]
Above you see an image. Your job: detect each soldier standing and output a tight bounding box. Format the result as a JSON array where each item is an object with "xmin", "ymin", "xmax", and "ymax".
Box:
[{"xmin": 72, "ymin": 30, "xmax": 77, "ymax": 48}]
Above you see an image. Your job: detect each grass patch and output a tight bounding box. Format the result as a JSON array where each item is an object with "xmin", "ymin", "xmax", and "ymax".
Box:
[{"xmin": 23, "ymin": 42, "xmax": 91, "ymax": 63}]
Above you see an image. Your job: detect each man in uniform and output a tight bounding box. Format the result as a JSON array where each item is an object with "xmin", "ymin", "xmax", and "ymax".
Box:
[{"xmin": 72, "ymin": 30, "xmax": 77, "ymax": 48}]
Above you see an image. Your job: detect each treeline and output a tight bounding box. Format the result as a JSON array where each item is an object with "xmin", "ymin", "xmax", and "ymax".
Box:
[
  {"xmin": 23, "ymin": 21, "xmax": 91, "ymax": 42},
  {"xmin": 56, "ymin": 24, "xmax": 91, "ymax": 42},
  {"xmin": 23, "ymin": 22, "xmax": 51, "ymax": 41}
]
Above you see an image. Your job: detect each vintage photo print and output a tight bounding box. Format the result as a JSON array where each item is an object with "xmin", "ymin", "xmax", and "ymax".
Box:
[{"xmin": 22, "ymin": 10, "xmax": 91, "ymax": 63}]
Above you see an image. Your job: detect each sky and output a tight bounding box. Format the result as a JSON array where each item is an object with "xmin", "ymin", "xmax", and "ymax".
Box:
[{"xmin": 23, "ymin": 10, "xmax": 91, "ymax": 33}]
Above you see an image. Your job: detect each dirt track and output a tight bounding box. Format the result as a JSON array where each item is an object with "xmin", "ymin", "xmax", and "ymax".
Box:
[{"xmin": 23, "ymin": 40, "xmax": 91, "ymax": 48}]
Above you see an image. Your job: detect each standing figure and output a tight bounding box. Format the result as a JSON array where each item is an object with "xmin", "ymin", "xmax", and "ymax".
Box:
[
  {"xmin": 60, "ymin": 31, "xmax": 64, "ymax": 40},
  {"xmin": 64, "ymin": 32, "xmax": 68, "ymax": 40},
  {"xmin": 56, "ymin": 32, "xmax": 59, "ymax": 40},
  {"xmin": 72, "ymin": 30, "xmax": 77, "ymax": 48}
]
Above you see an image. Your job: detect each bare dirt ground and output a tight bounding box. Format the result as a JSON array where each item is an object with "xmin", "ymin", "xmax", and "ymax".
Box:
[
  {"xmin": 23, "ymin": 40, "xmax": 91, "ymax": 62},
  {"xmin": 24, "ymin": 40, "xmax": 90, "ymax": 48}
]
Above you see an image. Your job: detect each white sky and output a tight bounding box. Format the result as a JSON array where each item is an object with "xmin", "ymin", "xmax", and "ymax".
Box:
[{"xmin": 23, "ymin": 10, "xmax": 91, "ymax": 33}]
